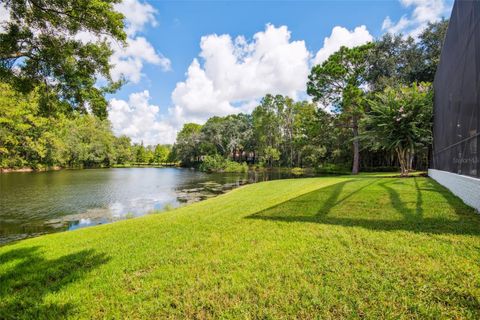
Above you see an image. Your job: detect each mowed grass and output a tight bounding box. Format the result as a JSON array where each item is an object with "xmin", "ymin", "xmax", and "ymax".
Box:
[{"xmin": 1, "ymin": 175, "xmax": 480, "ymax": 319}]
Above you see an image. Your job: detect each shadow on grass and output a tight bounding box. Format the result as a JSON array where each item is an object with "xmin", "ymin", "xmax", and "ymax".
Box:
[
  {"xmin": 0, "ymin": 246, "xmax": 109, "ymax": 319},
  {"xmin": 246, "ymin": 178, "xmax": 480, "ymax": 236}
]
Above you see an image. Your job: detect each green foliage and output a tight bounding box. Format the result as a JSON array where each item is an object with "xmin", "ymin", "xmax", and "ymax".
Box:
[
  {"xmin": 307, "ymin": 43, "xmax": 374, "ymax": 174},
  {"xmin": 290, "ymin": 167, "xmax": 305, "ymax": 175},
  {"xmin": 153, "ymin": 144, "xmax": 171, "ymax": 164},
  {"xmin": 367, "ymin": 20, "xmax": 449, "ymax": 91},
  {"xmin": 0, "ymin": 17, "xmax": 449, "ymax": 174},
  {"xmin": 261, "ymin": 146, "xmax": 280, "ymax": 167},
  {"xmin": 0, "ymin": 82, "xmax": 61, "ymax": 168},
  {"xmin": 199, "ymin": 154, "xmax": 248, "ymax": 173},
  {"xmin": 174, "ymin": 123, "xmax": 203, "ymax": 166},
  {"xmin": 362, "ymin": 83, "xmax": 433, "ymax": 176},
  {"xmin": 1, "ymin": 176, "xmax": 479, "ymax": 318},
  {"xmin": 0, "ymin": 0, "xmax": 126, "ymax": 118},
  {"xmin": 113, "ymin": 136, "xmax": 134, "ymax": 164},
  {"xmin": 0, "ymin": 82, "xmax": 137, "ymax": 169},
  {"xmin": 200, "ymin": 114, "xmax": 253, "ymax": 158},
  {"xmin": 417, "ymin": 19, "xmax": 449, "ymax": 83},
  {"xmin": 58, "ymin": 115, "xmax": 116, "ymax": 168}
]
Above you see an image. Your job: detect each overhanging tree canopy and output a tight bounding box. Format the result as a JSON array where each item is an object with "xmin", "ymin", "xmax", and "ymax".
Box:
[{"xmin": 0, "ymin": 0, "xmax": 126, "ymax": 118}]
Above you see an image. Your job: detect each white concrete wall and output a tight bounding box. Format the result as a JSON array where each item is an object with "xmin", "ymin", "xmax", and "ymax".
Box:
[{"xmin": 428, "ymin": 169, "xmax": 480, "ymax": 212}]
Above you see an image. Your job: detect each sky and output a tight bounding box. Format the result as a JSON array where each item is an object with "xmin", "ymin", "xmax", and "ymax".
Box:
[{"xmin": 1, "ymin": 0, "xmax": 455, "ymax": 145}]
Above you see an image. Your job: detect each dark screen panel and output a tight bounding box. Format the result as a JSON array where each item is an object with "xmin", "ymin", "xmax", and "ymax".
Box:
[{"xmin": 433, "ymin": 0, "xmax": 480, "ymax": 178}]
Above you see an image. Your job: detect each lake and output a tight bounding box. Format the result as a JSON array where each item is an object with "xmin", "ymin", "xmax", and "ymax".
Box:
[{"xmin": 0, "ymin": 167, "xmax": 314, "ymax": 245}]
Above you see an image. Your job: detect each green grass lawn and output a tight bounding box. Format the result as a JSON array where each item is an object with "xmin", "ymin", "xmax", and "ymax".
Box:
[{"xmin": 1, "ymin": 175, "xmax": 480, "ymax": 319}]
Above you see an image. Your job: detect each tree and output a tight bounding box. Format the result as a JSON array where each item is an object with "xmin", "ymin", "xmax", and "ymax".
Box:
[
  {"xmin": 262, "ymin": 146, "xmax": 280, "ymax": 168},
  {"xmin": 113, "ymin": 135, "xmax": 133, "ymax": 164},
  {"xmin": 362, "ymin": 83, "xmax": 433, "ymax": 176},
  {"xmin": 367, "ymin": 33, "xmax": 421, "ymax": 91},
  {"xmin": 201, "ymin": 116, "xmax": 228, "ymax": 156},
  {"xmin": 367, "ymin": 20, "xmax": 449, "ymax": 91},
  {"xmin": 133, "ymin": 143, "xmax": 147, "ymax": 163},
  {"xmin": 292, "ymin": 102, "xmax": 334, "ymax": 167},
  {"xmin": 0, "ymin": 0, "xmax": 126, "ymax": 118},
  {"xmin": 252, "ymin": 94, "xmax": 283, "ymax": 166},
  {"xmin": 59, "ymin": 114, "xmax": 116, "ymax": 168},
  {"xmin": 417, "ymin": 19, "xmax": 449, "ymax": 83},
  {"xmin": 174, "ymin": 123, "xmax": 203, "ymax": 165},
  {"xmin": 307, "ymin": 43, "xmax": 374, "ymax": 174},
  {"xmin": 0, "ymin": 82, "xmax": 60, "ymax": 168},
  {"xmin": 200, "ymin": 114, "xmax": 253, "ymax": 161},
  {"xmin": 153, "ymin": 144, "xmax": 171, "ymax": 164}
]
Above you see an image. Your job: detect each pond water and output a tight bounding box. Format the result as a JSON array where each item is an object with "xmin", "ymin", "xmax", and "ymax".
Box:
[{"xmin": 0, "ymin": 168, "xmax": 315, "ymax": 245}]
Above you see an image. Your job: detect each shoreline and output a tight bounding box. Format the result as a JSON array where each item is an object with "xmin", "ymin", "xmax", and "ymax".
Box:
[{"xmin": 0, "ymin": 166, "xmax": 63, "ymax": 174}]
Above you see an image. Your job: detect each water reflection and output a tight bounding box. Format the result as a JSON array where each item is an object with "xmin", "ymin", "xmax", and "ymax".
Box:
[{"xmin": 0, "ymin": 168, "xmax": 315, "ymax": 244}]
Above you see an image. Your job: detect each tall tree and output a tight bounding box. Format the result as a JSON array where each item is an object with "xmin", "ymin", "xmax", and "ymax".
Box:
[
  {"xmin": 362, "ymin": 83, "xmax": 433, "ymax": 176},
  {"xmin": 174, "ymin": 123, "xmax": 203, "ymax": 165},
  {"xmin": 367, "ymin": 33, "xmax": 421, "ymax": 91},
  {"xmin": 252, "ymin": 94, "xmax": 283, "ymax": 166},
  {"xmin": 113, "ymin": 135, "xmax": 133, "ymax": 164},
  {"xmin": 153, "ymin": 144, "xmax": 171, "ymax": 164},
  {"xmin": 307, "ymin": 43, "xmax": 373, "ymax": 174},
  {"xmin": 417, "ymin": 19, "xmax": 449, "ymax": 83},
  {"xmin": 367, "ymin": 19, "xmax": 449, "ymax": 91},
  {"xmin": 0, "ymin": 0, "xmax": 126, "ymax": 118}
]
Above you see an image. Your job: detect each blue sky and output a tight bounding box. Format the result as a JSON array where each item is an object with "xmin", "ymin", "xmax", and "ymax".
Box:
[{"xmin": 106, "ymin": 0, "xmax": 453, "ymax": 144}]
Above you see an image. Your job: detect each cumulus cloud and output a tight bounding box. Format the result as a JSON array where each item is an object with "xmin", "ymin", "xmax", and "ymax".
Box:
[
  {"xmin": 170, "ymin": 24, "xmax": 311, "ymax": 124},
  {"xmin": 75, "ymin": 0, "xmax": 170, "ymax": 83},
  {"xmin": 110, "ymin": 36, "xmax": 171, "ymax": 83},
  {"xmin": 114, "ymin": 0, "xmax": 157, "ymax": 36},
  {"xmin": 111, "ymin": 0, "xmax": 171, "ymax": 83},
  {"xmin": 382, "ymin": 0, "xmax": 452, "ymax": 37},
  {"xmin": 109, "ymin": 91, "xmax": 176, "ymax": 145},
  {"xmin": 312, "ymin": 25, "xmax": 373, "ymax": 65}
]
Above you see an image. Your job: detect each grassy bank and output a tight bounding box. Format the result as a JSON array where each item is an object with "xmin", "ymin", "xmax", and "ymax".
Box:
[{"xmin": 1, "ymin": 175, "xmax": 480, "ymax": 319}]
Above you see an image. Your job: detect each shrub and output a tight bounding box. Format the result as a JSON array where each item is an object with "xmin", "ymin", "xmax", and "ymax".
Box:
[
  {"xmin": 291, "ymin": 167, "xmax": 305, "ymax": 175},
  {"xmin": 224, "ymin": 161, "xmax": 248, "ymax": 173},
  {"xmin": 199, "ymin": 154, "xmax": 248, "ymax": 173}
]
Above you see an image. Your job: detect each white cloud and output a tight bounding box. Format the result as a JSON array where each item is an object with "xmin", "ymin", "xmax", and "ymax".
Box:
[
  {"xmin": 109, "ymin": 91, "xmax": 176, "ymax": 145},
  {"xmin": 75, "ymin": 0, "xmax": 170, "ymax": 83},
  {"xmin": 382, "ymin": 0, "xmax": 452, "ymax": 37},
  {"xmin": 312, "ymin": 25, "xmax": 373, "ymax": 65},
  {"xmin": 110, "ymin": 0, "xmax": 170, "ymax": 83},
  {"xmin": 110, "ymin": 36, "xmax": 170, "ymax": 83},
  {"xmin": 114, "ymin": 0, "xmax": 157, "ymax": 36},
  {"xmin": 170, "ymin": 59, "xmax": 237, "ymax": 124},
  {"xmin": 170, "ymin": 24, "xmax": 311, "ymax": 125},
  {"xmin": 0, "ymin": 3, "xmax": 9, "ymax": 33}
]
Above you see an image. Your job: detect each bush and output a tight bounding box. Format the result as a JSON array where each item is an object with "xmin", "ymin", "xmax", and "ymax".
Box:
[
  {"xmin": 199, "ymin": 154, "xmax": 248, "ymax": 173},
  {"xmin": 224, "ymin": 161, "xmax": 248, "ymax": 173},
  {"xmin": 315, "ymin": 163, "xmax": 351, "ymax": 174},
  {"xmin": 291, "ymin": 167, "xmax": 305, "ymax": 175}
]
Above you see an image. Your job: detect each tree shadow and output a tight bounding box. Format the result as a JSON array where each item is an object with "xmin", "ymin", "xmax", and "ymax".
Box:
[
  {"xmin": 0, "ymin": 246, "xmax": 109, "ymax": 319},
  {"xmin": 246, "ymin": 178, "xmax": 480, "ymax": 236},
  {"xmin": 377, "ymin": 178, "xmax": 424, "ymax": 220}
]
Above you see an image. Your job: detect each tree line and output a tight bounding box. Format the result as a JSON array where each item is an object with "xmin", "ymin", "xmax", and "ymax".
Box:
[
  {"xmin": 0, "ymin": 0, "xmax": 448, "ymax": 176},
  {"xmin": 172, "ymin": 21, "xmax": 446, "ymax": 175},
  {"xmin": 0, "ymin": 82, "xmax": 174, "ymax": 169},
  {"xmin": 0, "ymin": 0, "xmax": 174, "ymax": 170}
]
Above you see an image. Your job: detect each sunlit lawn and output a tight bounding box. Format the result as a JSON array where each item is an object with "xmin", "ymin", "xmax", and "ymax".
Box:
[{"xmin": 1, "ymin": 175, "xmax": 480, "ymax": 319}]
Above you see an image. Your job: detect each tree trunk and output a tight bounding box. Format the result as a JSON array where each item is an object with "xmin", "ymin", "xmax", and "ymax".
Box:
[
  {"xmin": 396, "ymin": 147, "xmax": 409, "ymax": 177},
  {"xmin": 352, "ymin": 116, "xmax": 360, "ymax": 175}
]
